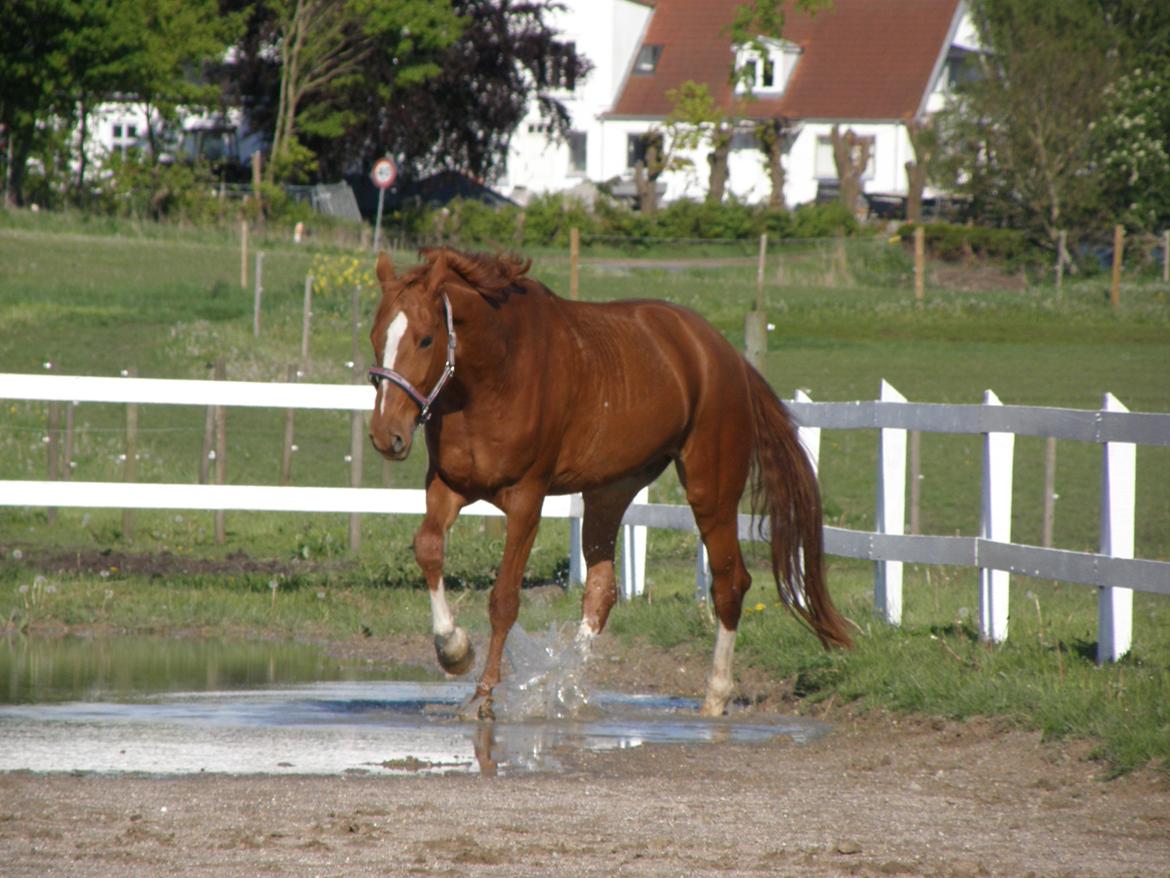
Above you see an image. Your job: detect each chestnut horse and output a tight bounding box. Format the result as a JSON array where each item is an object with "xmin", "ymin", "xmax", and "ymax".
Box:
[{"xmin": 367, "ymin": 248, "xmax": 852, "ymax": 719}]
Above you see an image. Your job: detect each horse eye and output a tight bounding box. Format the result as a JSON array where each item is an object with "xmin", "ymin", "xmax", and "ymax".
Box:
[{"xmin": 419, "ymin": 335, "xmax": 433, "ymax": 349}]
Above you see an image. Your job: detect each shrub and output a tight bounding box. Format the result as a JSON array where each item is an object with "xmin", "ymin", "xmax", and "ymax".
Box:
[{"xmin": 897, "ymin": 222, "xmax": 1036, "ymax": 269}]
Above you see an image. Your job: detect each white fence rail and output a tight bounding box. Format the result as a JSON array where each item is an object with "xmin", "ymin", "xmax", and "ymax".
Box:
[{"xmin": 3, "ymin": 372, "xmax": 1169, "ymax": 661}]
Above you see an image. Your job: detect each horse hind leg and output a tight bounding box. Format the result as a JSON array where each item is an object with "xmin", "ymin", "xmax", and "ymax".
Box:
[
  {"xmin": 698, "ymin": 518, "xmax": 752, "ymax": 716},
  {"xmin": 677, "ymin": 454, "xmax": 753, "ymax": 717},
  {"xmin": 575, "ymin": 469, "xmax": 667, "ymax": 653}
]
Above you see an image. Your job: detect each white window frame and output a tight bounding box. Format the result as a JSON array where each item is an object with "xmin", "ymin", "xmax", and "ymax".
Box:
[{"xmin": 733, "ymin": 38, "xmax": 801, "ymax": 96}]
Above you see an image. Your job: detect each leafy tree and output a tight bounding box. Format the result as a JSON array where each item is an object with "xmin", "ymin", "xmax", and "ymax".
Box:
[
  {"xmin": 124, "ymin": 0, "xmax": 241, "ymax": 157},
  {"xmin": 0, "ymin": 1, "xmax": 79, "ymax": 205},
  {"xmin": 937, "ymin": 0, "xmax": 1117, "ymax": 243},
  {"xmin": 263, "ymin": 0, "xmax": 463, "ymax": 182},
  {"xmin": 314, "ymin": 0, "xmax": 586, "ymax": 186}
]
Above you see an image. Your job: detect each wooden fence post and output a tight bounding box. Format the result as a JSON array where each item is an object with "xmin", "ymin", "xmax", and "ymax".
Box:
[
  {"xmin": 62, "ymin": 402, "xmax": 74, "ymax": 482},
  {"xmin": 349, "ymin": 284, "xmax": 364, "ymax": 553},
  {"xmin": 1042, "ymin": 436, "xmax": 1057, "ymax": 548},
  {"xmin": 1055, "ymin": 229, "xmax": 1067, "ymax": 296},
  {"xmin": 1110, "ymin": 224, "xmax": 1123, "ymax": 308},
  {"xmin": 569, "ymin": 227, "xmax": 580, "ymax": 301},
  {"xmin": 744, "ymin": 233, "xmax": 769, "ymax": 372},
  {"xmin": 253, "ymin": 250, "xmax": 264, "ymax": 338},
  {"xmin": 1098, "ymin": 393, "xmax": 1135, "ymax": 663},
  {"xmin": 875, "ymin": 380, "xmax": 907, "ymax": 625},
  {"xmin": 1163, "ymin": 229, "xmax": 1169, "ymax": 285},
  {"xmin": 213, "ymin": 360, "xmax": 227, "ymax": 544},
  {"xmin": 620, "ymin": 485, "xmax": 650, "ymax": 600},
  {"xmin": 45, "ymin": 362, "xmax": 60, "ymax": 524},
  {"xmin": 300, "ymin": 273, "xmax": 313, "ymax": 369},
  {"xmin": 280, "ymin": 364, "xmax": 297, "ymax": 485},
  {"xmin": 909, "ymin": 430, "xmax": 921, "ymax": 535},
  {"xmin": 913, "ymin": 225, "xmax": 925, "ymax": 305},
  {"xmin": 979, "ymin": 389, "xmax": 1014, "ymax": 643},
  {"xmin": 240, "ymin": 220, "xmax": 249, "ymax": 289},
  {"xmin": 122, "ymin": 367, "xmax": 138, "ymax": 540}
]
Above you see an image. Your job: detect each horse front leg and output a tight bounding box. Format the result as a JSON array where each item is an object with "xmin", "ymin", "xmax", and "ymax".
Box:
[
  {"xmin": 472, "ymin": 491, "xmax": 543, "ymax": 720},
  {"xmin": 415, "ymin": 474, "xmax": 472, "ymax": 675}
]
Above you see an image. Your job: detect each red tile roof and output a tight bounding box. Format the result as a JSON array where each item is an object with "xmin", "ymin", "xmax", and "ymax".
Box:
[{"xmin": 611, "ymin": 0, "xmax": 962, "ymax": 121}]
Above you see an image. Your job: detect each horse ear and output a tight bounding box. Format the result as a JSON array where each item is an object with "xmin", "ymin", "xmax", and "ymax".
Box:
[
  {"xmin": 375, "ymin": 251, "xmax": 396, "ymax": 288},
  {"xmin": 425, "ymin": 247, "xmax": 448, "ymax": 298}
]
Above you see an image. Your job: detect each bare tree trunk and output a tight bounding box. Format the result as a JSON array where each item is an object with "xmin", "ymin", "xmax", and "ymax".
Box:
[
  {"xmin": 757, "ymin": 118, "xmax": 789, "ymax": 209},
  {"xmin": 706, "ymin": 125, "xmax": 731, "ymax": 204},
  {"xmin": 832, "ymin": 125, "xmax": 871, "ymax": 216}
]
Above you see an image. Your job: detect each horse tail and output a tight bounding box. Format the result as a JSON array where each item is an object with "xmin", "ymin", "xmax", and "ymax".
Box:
[{"xmin": 746, "ymin": 366, "xmax": 854, "ymax": 650}]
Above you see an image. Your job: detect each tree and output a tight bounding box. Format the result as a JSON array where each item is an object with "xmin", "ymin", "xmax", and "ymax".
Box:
[
  {"xmin": 903, "ymin": 118, "xmax": 936, "ymax": 224},
  {"xmin": 665, "ymin": 81, "xmax": 732, "ymax": 206},
  {"xmin": 0, "ymin": 2, "xmax": 79, "ymax": 205},
  {"xmin": 313, "ymin": 0, "xmax": 587, "ymax": 185},
  {"xmin": 937, "ymin": 0, "xmax": 1116, "ymax": 242},
  {"xmin": 717, "ymin": 0, "xmax": 830, "ymax": 206},
  {"xmin": 124, "ymin": 0, "xmax": 241, "ymax": 157},
  {"xmin": 263, "ymin": 0, "xmax": 463, "ymax": 183},
  {"xmin": 830, "ymin": 125, "xmax": 871, "ymax": 216}
]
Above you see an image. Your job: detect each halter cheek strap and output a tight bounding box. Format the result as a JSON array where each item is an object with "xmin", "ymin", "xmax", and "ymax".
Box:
[{"xmin": 368, "ymin": 293, "xmax": 456, "ymax": 424}]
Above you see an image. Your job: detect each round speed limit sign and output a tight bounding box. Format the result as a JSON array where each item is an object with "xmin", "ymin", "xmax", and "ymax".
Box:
[{"xmin": 371, "ymin": 157, "xmax": 397, "ymax": 189}]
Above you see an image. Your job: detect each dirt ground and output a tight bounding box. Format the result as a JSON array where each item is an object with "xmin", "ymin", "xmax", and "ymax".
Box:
[{"xmin": 2, "ymin": 630, "xmax": 1168, "ymax": 878}]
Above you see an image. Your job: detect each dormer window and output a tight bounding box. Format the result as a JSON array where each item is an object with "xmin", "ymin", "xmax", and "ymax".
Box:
[
  {"xmin": 634, "ymin": 44, "xmax": 662, "ymax": 75},
  {"xmin": 734, "ymin": 37, "xmax": 801, "ymax": 95}
]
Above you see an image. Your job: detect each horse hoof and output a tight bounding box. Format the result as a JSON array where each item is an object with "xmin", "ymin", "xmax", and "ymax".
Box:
[
  {"xmin": 477, "ymin": 698, "xmax": 496, "ymax": 722},
  {"xmin": 435, "ymin": 628, "xmax": 475, "ymax": 676}
]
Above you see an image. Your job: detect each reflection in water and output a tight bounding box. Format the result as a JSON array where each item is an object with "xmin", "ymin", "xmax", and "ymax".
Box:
[
  {"xmin": 0, "ymin": 635, "xmax": 436, "ymax": 704},
  {"xmin": 0, "ymin": 629, "xmax": 831, "ymax": 777}
]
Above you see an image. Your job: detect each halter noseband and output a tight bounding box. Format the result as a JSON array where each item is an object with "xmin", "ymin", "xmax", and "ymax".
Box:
[{"xmin": 367, "ymin": 292, "xmax": 456, "ymax": 424}]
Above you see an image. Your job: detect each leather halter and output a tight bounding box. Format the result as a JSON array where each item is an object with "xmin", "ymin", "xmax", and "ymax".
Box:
[{"xmin": 367, "ymin": 293, "xmax": 456, "ymax": 424}]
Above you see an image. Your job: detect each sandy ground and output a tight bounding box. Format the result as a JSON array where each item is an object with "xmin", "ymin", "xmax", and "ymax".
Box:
[{"xmin": 2, "ymin": 631, "xmax": 1168, "ymax": 878}]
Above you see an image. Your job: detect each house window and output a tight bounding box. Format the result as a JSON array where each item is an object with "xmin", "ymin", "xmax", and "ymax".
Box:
[
  {"xmin": 731, "ymin": 129, "xmax": 759, "ymax": 151},
  {"xmin": 627, "ymin": 133, "xmax": 648, "ymax": 169},
  {"xmin": 815, "ymin": 134, "xmax": 876, "ymax": 181},
  {"xmin": 568, "ymin": 131, "xmax": 587, "ymax": 174},
  {"xmin": 734, "ymin": 38, "xmax": 801, "ymax": 95},
  {"xmin": 634, "ymin": 44, "xmax": 662, "ymax": 75}
]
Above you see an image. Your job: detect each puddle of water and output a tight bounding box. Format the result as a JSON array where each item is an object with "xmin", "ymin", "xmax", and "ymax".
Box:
[
  {"xmin": 0, "ymin": 629, "xmax": 830, "ymax": 777},
  {"xmin": 0, "ymin": 635, "xmax": 428, "ymax": 704}
]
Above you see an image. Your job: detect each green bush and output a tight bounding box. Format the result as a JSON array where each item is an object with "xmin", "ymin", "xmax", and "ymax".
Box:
[
  {"xmin": 898, "ymin": 222, "xmax": 1034, "ymax": 267},
  {"xmin": 95, "ymin": 152, "xmax": 228, "ymax": 224}
]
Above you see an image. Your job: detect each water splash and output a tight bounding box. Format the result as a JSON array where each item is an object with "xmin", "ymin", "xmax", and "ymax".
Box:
[{"xmin": 498, "ymin": 623, "xmax": 592, "ymax": 720}]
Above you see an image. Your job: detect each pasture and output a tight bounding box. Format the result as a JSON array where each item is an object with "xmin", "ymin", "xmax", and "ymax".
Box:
[{"xmin": 1, "ymin": 212, "xmax": 1169, "ymax": 775}]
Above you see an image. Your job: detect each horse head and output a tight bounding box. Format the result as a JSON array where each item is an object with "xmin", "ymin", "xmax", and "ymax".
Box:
[{"xmin": 367, "ymin": 249, "xmax": 455, "ymax": 460}]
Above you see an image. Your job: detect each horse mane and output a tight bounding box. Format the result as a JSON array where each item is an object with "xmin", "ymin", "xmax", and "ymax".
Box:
[{"xmin": 411, "ymin": 247, "xmax": 533, "ymax": 307}]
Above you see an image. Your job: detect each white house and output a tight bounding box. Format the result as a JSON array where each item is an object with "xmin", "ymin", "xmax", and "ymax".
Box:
[{"xmin": 502, "ymin": 0, "xmax": 976, "ymax": 209}]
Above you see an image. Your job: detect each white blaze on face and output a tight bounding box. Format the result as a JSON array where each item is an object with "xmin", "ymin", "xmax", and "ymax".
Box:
[{"xmin": 379, "ymin": 311, "xmax": 409, "ymax": 414}]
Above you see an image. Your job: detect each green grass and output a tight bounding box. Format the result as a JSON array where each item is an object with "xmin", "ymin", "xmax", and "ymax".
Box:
[{"xmin": 2, "ymin": 211, "xmax": 1169, "ymax": 774}]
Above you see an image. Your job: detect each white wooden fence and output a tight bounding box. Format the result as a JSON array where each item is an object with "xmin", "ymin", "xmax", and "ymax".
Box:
[{"xmin": 3, "ymin": 371, "xmax": 1169, "ymax": 662}]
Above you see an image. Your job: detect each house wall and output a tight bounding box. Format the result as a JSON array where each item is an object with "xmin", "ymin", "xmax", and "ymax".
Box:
[
  {"xmin": 500, "ymin": 0, "xmax": 652, "ymax": 201},
  {"xmin": 503, "ymin": 2, "xmax": 973, "ymax": 211}
]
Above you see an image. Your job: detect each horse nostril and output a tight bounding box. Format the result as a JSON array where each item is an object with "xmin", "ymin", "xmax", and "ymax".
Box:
[{"xmin": 390, "ymin": 434, "xmax": 405, "ymax": 454}]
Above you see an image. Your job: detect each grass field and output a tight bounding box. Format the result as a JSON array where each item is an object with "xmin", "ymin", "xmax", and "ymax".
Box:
[{"xmin": 2, "ymin": 211, "xmax": 1169, "ymax": 774}]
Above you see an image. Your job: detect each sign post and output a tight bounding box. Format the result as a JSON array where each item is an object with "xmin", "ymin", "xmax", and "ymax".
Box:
[{"xmin": 370, "ymin": 157, "xmax": 397, "ymax": 252}]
